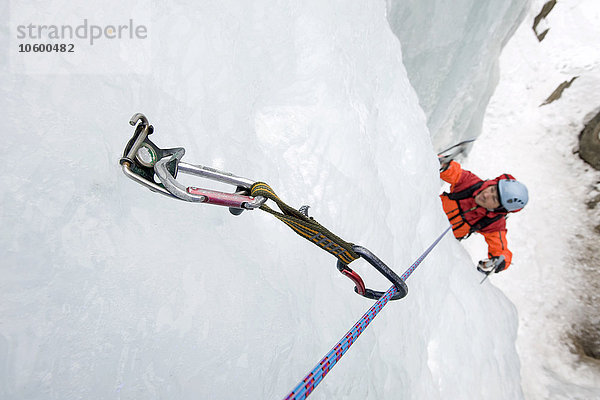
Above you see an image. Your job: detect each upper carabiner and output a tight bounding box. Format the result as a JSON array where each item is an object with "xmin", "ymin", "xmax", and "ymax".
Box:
[
  {"xmin": 154, "ymin": 151, "xmax": 266, "ymax": 211},
  {"xmin": 120, "ymin": 113, "xmax": 266, "ymax": 214}
]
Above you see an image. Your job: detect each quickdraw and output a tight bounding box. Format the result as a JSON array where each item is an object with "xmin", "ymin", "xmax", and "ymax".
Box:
[
  {"xmin": 120, "ymin": 113, "xmax": 407, "ymax": 301},
  {"xmin": 121, "ymin": 113, "xmax": 453, "ymax": 399}
]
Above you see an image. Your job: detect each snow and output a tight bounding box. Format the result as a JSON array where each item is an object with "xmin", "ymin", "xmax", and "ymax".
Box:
[
  {"xmin": 462, "ymin": 0, "xmax": 600, "ymax": 398},
  {"xmin": 0, "ymin": 0, "xmax": 598, "ymax": 399}
]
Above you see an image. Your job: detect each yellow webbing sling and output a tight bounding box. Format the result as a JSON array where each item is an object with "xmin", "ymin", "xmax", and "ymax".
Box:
[{"xmin": 250, "ymin": 182, "xmax": 359, "ymax": 265}]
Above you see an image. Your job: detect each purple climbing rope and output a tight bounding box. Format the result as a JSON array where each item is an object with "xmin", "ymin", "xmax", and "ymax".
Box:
[{"xmin": 283, "ymin": 226, "xmax": 452, "ymax": 400}]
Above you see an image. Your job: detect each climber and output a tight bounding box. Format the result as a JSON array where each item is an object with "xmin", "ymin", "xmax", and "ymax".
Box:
[{"xmin": 439, "ymin": 159, "xmax": 529, "ymax": 275}]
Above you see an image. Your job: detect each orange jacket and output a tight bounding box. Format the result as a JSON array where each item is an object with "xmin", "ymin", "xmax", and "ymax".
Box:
[{"xmin": 440, "ymin": 161, "xmax": 513, "ymax": 269}]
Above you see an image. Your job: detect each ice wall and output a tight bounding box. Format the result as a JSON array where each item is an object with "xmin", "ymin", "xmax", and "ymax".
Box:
[
  {"xmin": 386, "ymin": 0, "xmax": 530, "ymax": 149},
  {"xmin": 1, "ymin": 1, "xmax": 522, "ymax": 399}
]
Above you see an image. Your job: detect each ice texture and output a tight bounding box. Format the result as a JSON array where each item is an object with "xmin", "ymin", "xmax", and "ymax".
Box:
[{"xmin": 0, "ymin": 1, "xmax": 524, "ymax": 399}]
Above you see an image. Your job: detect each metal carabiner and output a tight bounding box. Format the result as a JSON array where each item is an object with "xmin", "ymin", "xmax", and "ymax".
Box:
[
  {"xmin": 337, "ymin": 246, "xmax": 408, "ymax": 301},
  {"xmin": 154, "ymin": 151, "xmax": 266, "ymax": 211},
  {"xmin": 120, "ymin": 113, "xmax": 266, "ymax": 214}
]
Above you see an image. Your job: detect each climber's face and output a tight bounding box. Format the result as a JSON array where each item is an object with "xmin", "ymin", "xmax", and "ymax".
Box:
[{"xmin": 475, "ymin": 185, "xmax": 501, "ymax": 210}]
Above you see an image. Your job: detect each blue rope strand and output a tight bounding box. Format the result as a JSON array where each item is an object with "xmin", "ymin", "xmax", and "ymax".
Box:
[
  {"xmin": 283, "ymin": 226, "xmax": 452, "ymax": 400},
  {"xmin": 400, "ymin": 226, "xmax": 452, "ymax": 281}
]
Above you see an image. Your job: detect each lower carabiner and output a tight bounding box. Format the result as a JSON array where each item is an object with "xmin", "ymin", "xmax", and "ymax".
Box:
[{"xmin": 336, "ymin": 246, "xmax": 408, "ymax": 301}]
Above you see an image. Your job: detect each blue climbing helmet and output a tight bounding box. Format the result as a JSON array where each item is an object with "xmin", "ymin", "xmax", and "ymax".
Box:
[{"xmin": 497, "ymin": 178, "xmax": 529, "ymax": 212}]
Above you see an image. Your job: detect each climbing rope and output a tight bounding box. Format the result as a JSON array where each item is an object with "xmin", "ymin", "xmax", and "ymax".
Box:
[{"xmin": 283, "ymin": 226, "xmax": 451, "ymax": 400}]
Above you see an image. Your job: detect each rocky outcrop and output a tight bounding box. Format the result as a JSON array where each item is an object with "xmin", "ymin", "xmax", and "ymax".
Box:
[
  {"xmin": 533, "ymin": 0, "xmax": 557, "ymax": 41},
  {"xmin": 540, "ymin": 77, "xmax": 578, "ymax": 106},
  {"xmin": 579, "ymin": 110, "xmax": 600, "ymax": 170}
]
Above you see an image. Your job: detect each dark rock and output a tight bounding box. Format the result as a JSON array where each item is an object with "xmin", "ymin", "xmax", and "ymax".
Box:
[
  {"xmin": 540, "ymin": 77, "xmax": 578, "ymax": 106},
  {"xmin": 533, "ymin": 0, "xmax": 557, "ymax": 41},
  {"xmin": 586, "ymin": 194, "xmax": 600, "ymax": 210},
  {"xmin": 579, "ymin": 110, "xmax": 600, "ymax": 170}
]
